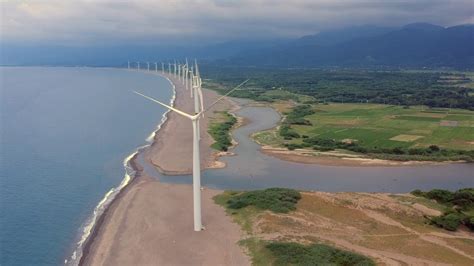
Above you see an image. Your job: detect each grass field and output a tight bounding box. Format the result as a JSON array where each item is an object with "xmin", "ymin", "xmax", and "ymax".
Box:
[{"xmin": 256, "ymin": 103, "xmax": 474, "ymax": 151}]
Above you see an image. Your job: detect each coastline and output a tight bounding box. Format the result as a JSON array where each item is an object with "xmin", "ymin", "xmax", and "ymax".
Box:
[
  {"xmin": 77, "ymin": 71, "xmax": 249, "ymax": 265},
  {"xmin": 69, "ymin": 70, "xmax": 178, "ymax": 265}
]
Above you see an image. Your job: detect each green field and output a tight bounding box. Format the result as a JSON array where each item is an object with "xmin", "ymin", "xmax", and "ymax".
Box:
[{"xmin": 255, "ymin": 103, "xmax": 474, "ymax": 156}]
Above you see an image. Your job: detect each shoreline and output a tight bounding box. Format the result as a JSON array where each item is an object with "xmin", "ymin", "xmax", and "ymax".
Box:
[
  {"xmin": 70, "ymin": 70, "xmax": 177, "ymax": 265},
  {"xmin": 77, "ymin": 153, "xmax": 147, "ymax": 265},
  {"xmin": 77, "ymin": 70, "xmax": 248, "ymax": 265}
]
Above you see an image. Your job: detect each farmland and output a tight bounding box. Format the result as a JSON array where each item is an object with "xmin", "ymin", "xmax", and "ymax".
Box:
[{"xmin": 253, "ymin": 103, "xmax": 474, "ymax": 161}]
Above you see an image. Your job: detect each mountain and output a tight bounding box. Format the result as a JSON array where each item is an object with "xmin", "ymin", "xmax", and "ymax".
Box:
[
  {"xmin": 229, "ymin": 23, "xmax": 474, "ymax": 69},
  {"xmin": 2, "ymin": 23, "xmax": 472, "ymax": 69},
  {"xmin": 294, "ymin": 25, "xmax": 397, "ymax": 47}
]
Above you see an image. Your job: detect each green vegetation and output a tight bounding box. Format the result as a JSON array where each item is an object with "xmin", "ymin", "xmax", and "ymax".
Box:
[
  {"xmin": 208, "ymin": 111, "xmax": 237, "ymax": 151},
  {"xmin": 226, "ymin": 188, "xmax": 301, "ymax": 213},
  {"xmin": 266, "ymin": 242, "xmax": 375, "ymax": 266},
  {"xmin": 411, "ymin": 188, "xmax": 474, "ymax": 231},
  {"xmin": 265, "ymin": 103, "xmax": 474, "ymax": 161},
  {"xmin": 202, "ymin": 67, "xmax": 474, "ymax": 110}
]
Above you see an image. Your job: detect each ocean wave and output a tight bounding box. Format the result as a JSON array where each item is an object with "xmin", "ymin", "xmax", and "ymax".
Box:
[{"xmin": 66, "ymin": 72, "xmax": 176, "ymax": 266}]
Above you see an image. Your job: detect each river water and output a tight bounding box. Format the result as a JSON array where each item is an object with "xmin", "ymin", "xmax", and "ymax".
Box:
[{"xmin": 148, "ymin": 101, "xmax": 474, "ymax": 193}]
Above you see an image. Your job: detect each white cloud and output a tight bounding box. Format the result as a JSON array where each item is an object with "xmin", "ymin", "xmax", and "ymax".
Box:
[{"xmin": 1, "ymin": 0, "xmax": 473, "ymax": 45}]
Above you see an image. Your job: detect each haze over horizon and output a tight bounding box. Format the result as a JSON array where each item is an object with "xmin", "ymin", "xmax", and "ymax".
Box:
[{"xmin": 1, "ymin": 0, "xmax": 473, "ymax": 46}]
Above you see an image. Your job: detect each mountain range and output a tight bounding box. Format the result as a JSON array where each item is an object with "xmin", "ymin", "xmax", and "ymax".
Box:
[
  {"xmin": 1, "ymin": 23, "xmax": 473, "ymax": 69},
  {"xmin": 227, "ymin": 23, "xmax": 474, "ymax": 69}
]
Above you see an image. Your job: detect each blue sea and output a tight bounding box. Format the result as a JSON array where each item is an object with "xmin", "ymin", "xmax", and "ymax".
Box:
[{"xmin": 0, "ymin": 67, "xmax": 173, "ymax": 265}]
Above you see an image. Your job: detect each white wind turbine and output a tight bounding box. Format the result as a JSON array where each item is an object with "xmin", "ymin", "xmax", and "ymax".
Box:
[
  {"xmin": 178, "ymin": 61, "xmax": 181, "ymax": 81},
  {"xmin": 174, "ymin": 60, "xmax": 177, "ymax": 77},
  {"xmin": 183, "ymin": 63, "xmax": 188, "ymax": 85},
  {"xmin": 184, "ymin": 59, "xmax": 189, "ymax": 91},
  {"xmin": 133, "ymin": 79, "xmax": 249, "ymax": 231},
  {"xmin": 168, "ymin": 62, "xmax": 172, "ymax": 75},
  {"xmin": 162, "ymin": 62, "xmax": 165, "ymax": 74},
  {"xmin": 147, "ymin": 62, "xmax": 150, "ymax": 71},
  {"xmin": 154, "ymin": 62, "xmax": 158, "ymax": 72},
  {"xmin": 127, "ymin": 61, "xmax": 130, "ymax": 69},
  {"xmin": 137, "ymin": 62, "xmax": 140, "ymax": 70}
]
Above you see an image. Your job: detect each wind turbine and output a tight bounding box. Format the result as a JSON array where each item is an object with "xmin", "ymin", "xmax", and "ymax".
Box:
[
  {"xmin": 178, "ymin": 62, "xmax": 182, "ymax": 82},
  {"xmin": 162, "ymin": 62, "xmax": 165, "ymax": 74},
  {"xmin": 127, "ymin": 61, "xmax": 130, "ymax": 69},
  {"xmin": 154, "ymin": 62, "xmax": 158, "ymax": 72},
  {"xmin": 137, "ymin": 62, "xmax": 140, "ymax": 70},
  {"xmin": 182, "ymin": 64, "xmax": 187, "ymax": 84},
  {"xmin": 133, "ymin": 79, "xmax": 249, "ymax": 231},
  {"xmin": 174, "ymin": 60, "xmax": 177, "ymax": 77},
  {"xmin": 146, "ymin": 62, "xmax": 150, "ymax": 71},
  {"xmin": 184, "ymin": 59, "xmax": 189, "ymax": 91},
  {"xmin": 168, "ymin": 62, "xmax": 172, "ymax": 75}
]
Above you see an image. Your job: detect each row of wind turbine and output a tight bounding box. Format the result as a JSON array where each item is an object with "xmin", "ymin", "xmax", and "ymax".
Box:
[{"xmin": 133, "ymin": 58, "xmax": 249, "ymax": 231}]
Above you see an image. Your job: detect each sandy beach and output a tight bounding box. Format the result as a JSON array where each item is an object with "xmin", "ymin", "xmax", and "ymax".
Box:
[{"xmin": 79, "ymin": 72, "xmax": 249, "ymax": 265}]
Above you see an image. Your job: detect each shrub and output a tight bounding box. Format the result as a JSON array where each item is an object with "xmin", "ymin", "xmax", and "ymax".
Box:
[
  {"xmin": 429, "ymin": 145, "xmax": 440, "ymax": 152},
  {"xmin": 430, "ymin": 212, "xmax": 464, "ymax": 231},
  {"xmin": 227, "ymin": 188, "xmax": 301, "ymax": 213},
  {"xmin": 266, "ymin": 242, "xmax": 375, "ymax": 266},
  {"xmin": 425, "ymin": 189, "xmax": 454, "ymax": 204},
  {"xmin": 279, "ymin": 124, "xmax": 300, "ymax": 139},
  {"xmin": 412, "ymin": 188, "xmax": 474, "ymax": 231},
  {"xmin": 208, "ymin": 112, "xmax": 237, "ymax": 151}
]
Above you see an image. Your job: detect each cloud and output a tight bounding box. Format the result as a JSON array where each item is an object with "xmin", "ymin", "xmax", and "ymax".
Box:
[{"xmin": 1, "ymin": 0, "xmax": 473, "ymax": 45}]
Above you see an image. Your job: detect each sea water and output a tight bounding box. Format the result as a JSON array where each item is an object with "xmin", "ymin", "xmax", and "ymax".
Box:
[{"xmin": 0, "ymin": 67, "xmax": 173, "ymax": 265}]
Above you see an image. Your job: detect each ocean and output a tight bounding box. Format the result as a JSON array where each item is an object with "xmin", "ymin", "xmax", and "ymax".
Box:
[{"xmin": 0, "ymin": 67, "xmax": 173, "ymax": 265}]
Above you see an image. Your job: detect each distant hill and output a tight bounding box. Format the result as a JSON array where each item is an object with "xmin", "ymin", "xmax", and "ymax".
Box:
[{"xmin": 228, "ymin": 23, "xmax": 474, "ymax": 69}]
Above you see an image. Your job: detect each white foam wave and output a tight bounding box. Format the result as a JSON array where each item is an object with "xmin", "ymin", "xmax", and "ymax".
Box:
[{"xmin": 66, "ymin": 72, "xmax": 176, "ymax": 265}]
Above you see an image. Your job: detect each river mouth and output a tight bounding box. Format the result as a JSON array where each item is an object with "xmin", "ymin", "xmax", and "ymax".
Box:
[{"xmin": 141, "ymin": 100, "xmax": 474, "ymax": 193}]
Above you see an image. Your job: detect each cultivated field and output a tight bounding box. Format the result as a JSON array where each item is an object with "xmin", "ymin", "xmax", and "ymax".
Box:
[{"xmin": 255, "ymin": 103, "xmax": 474, "ymax": 151}]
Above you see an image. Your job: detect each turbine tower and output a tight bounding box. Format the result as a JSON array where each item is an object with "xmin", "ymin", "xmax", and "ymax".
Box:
[
  {"xmin": 154, "ymin": 62, "xmax": 158, "ymax": 72},
  {"xmin": 189, "ymin": 66, "xmax": 194, "ymax": 94},
  {"xmin": 137, "ymin": 62, "xmax": 140, "ymax": 70},
  {"xmin": 168, "ymin": 62, "xmax": 172, "ymax": 75},
  {"xmin": 127, "ymin": 61, "xmax": 130, "ymax": 69},
  {"xmin": 182, "ymin": 64, "xmax": 186, "ymax": 84},
  {"xmin": 173, "ymin": 60, "xmax": 177, "ymax": 77},
  {"xmin": 147, "ymin": 62, "xmax": 150, "ymax": 71},
  {"xmin": 178, "ymin": 62, "xmax": 182, "ymax": 82},
  {"xmin": 162, "ymin": 62, "xmax": 165, "ymax": 74},
  {"xmin": 185, "ymin": 59, "xmax": 189, "ymax": 91},
  {"xmin": 133, "ymin": 79, "xmax": 249, "ymax": 231}
]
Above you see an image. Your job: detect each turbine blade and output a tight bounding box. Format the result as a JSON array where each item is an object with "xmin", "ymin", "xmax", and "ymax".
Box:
[
  {"xmin": 200, "ymin": 79, "xmax": 249, "ymax": 115},
  {"xmin": 133, "ymin": 91, "xmax": 193, "ymax": 119}
]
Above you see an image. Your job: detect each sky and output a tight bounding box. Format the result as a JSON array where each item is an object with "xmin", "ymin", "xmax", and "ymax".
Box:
[{"xmin": 1, "ymin": 0, "xmax": 473, "ymax": 46}]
